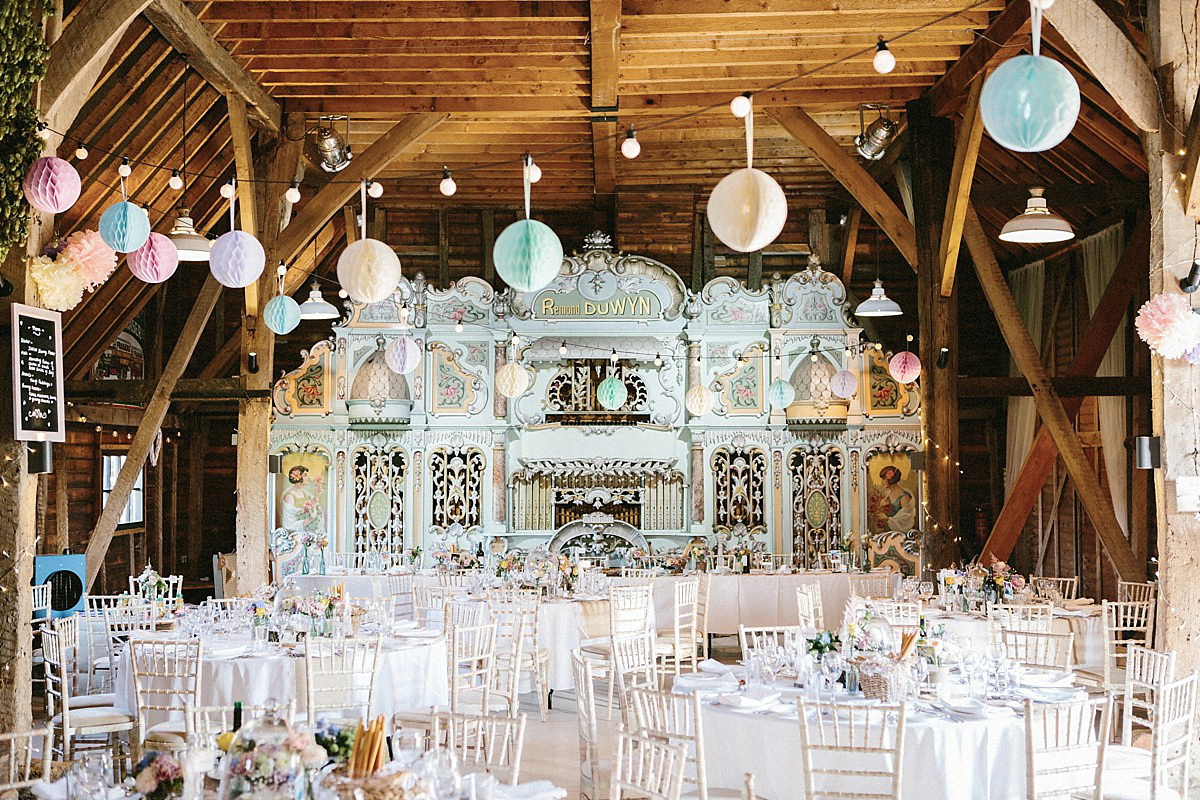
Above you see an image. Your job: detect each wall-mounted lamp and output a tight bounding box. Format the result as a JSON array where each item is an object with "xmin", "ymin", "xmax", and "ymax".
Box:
[
  {"xmin": 936, "ymin": 347, "xmax": 950, "ymax": 369},
  {"xmin": 247, "ymin": 351, "xmax": 259, "ymax": 374},
  {"xmin": 268, "ymin": 453, "xmax": 283, "ymax": 474},
  {"xmin": 27, "ymin": 442, "xmax": 52, "ymax": 474},
  {"xmin": 1135, "ymin": 435, "xmax": 1161, "ymax": 469},
  {"xmin": 1180, "ymin": 261, "xmax": 1200, "ymax": 293}
]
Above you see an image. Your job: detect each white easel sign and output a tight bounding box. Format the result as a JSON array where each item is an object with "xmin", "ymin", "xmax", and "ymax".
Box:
[{"xmin": 11, "ymin": 303, "xmax": 65, "ymax": 443}]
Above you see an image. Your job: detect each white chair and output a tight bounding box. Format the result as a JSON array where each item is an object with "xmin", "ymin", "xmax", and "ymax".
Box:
[
  {"xmin": 303, "ymin": 636, "xmax": 382, "ymax": 725},
  {"xmin": 0, "ymin": 727, "xmax": 51, "ymax": 791},
  {"xmin": 738, "ymin": 625, "xmax": 799, "ymax": 661},
  {"xmin": 611, "ymin": 632, "xmax": 660, "ymax": 725},
  {"xmin": 1082, "ymin": 601, "xmax": 1156, "ymax": 690},
  {"xmin": 185, "ymin": 701, "xmax": 296, "ymax": 744},
  {"xmin": 98, "ymin": 602, "xmax": 154, "ymax": 691},
  {"xmin": 439, "ymin": 570, "xmax": 481, "ymax": 588},
  {"xmin": 609, "ymin": 726, "xmax": 687, "ymax": 800},
  {"xmin": 622, "ymin": 568, "xmax": 658, "ymax": 580},
  {"xmin": 413, "ymin": 585, "xmax": 456, "ymax": 628},
  {"xmin": 31, "ymin": 584, "xmax": 50, "ymax": 624},
  {"xmin": 1102, "ymin": 671, "xmax": 1197, "ymax": 800},
  {"xmin": 429, "ymin": 711, "xmax": 527, "ymax": 785},
  {"xmin": 656, "ymin": 577, "xmax": 699, "ymax": 676},
  {"xmin": 129, "ymin": 638, "xmax": 203, "ymax": 759},
  {"xmin": 446, "ymin": 599, "xmax": 489, "ymax": 629},
  {"xmin": 628, "ymin": 687, "xmax": 741, "ymax": 800},
  {"xmin": 1024, "ymin": 695, "xmax": 1111, "ymax": 800},
  {"xmin": 206, "ymin": 596, "xmax": 253, "ymax": 616},
  {"xmin": 797, "ymin": 700, "xmax": 907, "ymax": 800},
  {"xmin": 1000, "ymin": 629, "xmax": 1076, "ymax": 670},
  {"xmin": 389, "ymin": 574, "xmax": 415, "ymax": 620},
  {"xmin": 871, "ymin": 600, "xmax": 920, "ymax": 630},
  {"xmin": 1034, "ymin": 576, "xmax": 1080, "ymax": 601},
  {"xmin": 1116, "ymin": 645, "xmax": 1177, "ymax": 754},
  {"xmin": 796, "ymin": 584, "xmax": 823, "ymax": 630},
  {"xmin": 128, "ymin": 573, "xmax": 183, "ymax": 615},
  {"xmin": 1117, "ymin": 581, "xmax": 1157, "ymax": 605},
  {"xmin": 696, "ymin": 573, "xmax": 712, "ymax": 659},
  {"xmin": 581, "ymin": 584, "xmax": 653, "ymax": 719},
  {"xmin": 47, "ymin": 616, "xmax": 115, "ymax": 708},
  {"xmin": 571, "ymin": 649, "xmax": 606, "ymax": 800},
  {"xmin": 988, "ymin": 603, "xmax": 1054, "ymax": 638},
  {"xmin": 488, "ymin": 589, "xmax": 551, "ymax": 721},
  {"xmin": 41, "ymin": 627, "xmax": 133, "ymax": 775},
  {"xmin": 848, "ymin": 573, "xmax": 893, "ymax": 600},
  {"xmin": 447, "ymin": 622, "xmax": 499, "ymax": 714}
]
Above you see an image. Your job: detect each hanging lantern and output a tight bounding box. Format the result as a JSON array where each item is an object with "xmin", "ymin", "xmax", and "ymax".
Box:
[
  {"xmin": 495, "ymin": 361, "xmax": 530, "ymax": 399},
  {"xmin": 127, "ymin": 232, "xmax": 178, "ymax": 284},
  {"xmin": 263, "ymin": 294, "xmax": 302, "ymax": 336},
  {"xmin": 596, "ymin": 375, "xmax": 628, "ymax": 411},
  {"xmin": 493, "ymin": 218, "xmax": 563, "ymax": 293},
  {"xmin": 706, "ymin": 168, "xmax": 788, "ymax": 253},
  {"xmin": 766, "ymin": 378, "xmax": 796, "ymax": 411},
  {"xmin": 830, "ymin": 369, "xmax": 858, "ymax": 399},
  {"xmin": 337, "ymin": 239, "xmax": 402, "ymax": 304},
  {"xmin": 888, "ymin": 351, "xmax": 921, "ymax": 384},
  {"xmin": 685, "ymin": 384, "xmax": 715, "ymax": 417},
  {"xmin": 98, "ymin": 200, "xmax": 151, "ymax": 253},
  {"xmin": 60, "ymin": 230, "xmax": 117, "ymax": 291},
  {"xmin": 209, "ymin": 230, "xmax": 265, "ymax": 288},
  {"xmin": 385, "ymin": 334, "xmax": 421, "ymax": 375},
  {"xmin": 23, "ymin": 157, "xmax": 80, "ymax": 214}
]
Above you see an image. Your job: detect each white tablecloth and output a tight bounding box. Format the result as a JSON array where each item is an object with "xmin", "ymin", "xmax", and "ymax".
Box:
[
  {"xmin": 114, "ymin": 633, "xmax": 448, "ymax": 723},
  {"xmin": 289, "ymin": 573, "xmax": 395, "ymax": 598},
  {"xmin": 932, "ymin": 609, "xmax": 1105, "ymax": 672}
]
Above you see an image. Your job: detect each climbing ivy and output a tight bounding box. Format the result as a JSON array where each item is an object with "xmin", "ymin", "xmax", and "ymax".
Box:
[{"xmin": 0, "ymin": 0, "xmax": 53, "ymax": 261}]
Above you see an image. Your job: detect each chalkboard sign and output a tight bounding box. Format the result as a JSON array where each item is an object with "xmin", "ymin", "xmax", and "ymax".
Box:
[{"xmin": 10, "ymin": 303, "xmax": 65, "ymax": 443}]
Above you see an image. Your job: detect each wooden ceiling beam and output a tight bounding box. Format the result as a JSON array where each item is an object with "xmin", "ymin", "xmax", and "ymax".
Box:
[
  {"xmin": 767, "ymin": 106, "xmax": 917, "ymax": 269},
  {"xmin": 938, "ymin": 75, "xmax": 985, "ymax": 296},
  {"xmin": 970, "ymin": 180, "xmax": 1148, "ymax": 206},
  {"xmin": 1180, "ymin": 89, "xmax": 1200, "ymax": 216},
  {"xmin": 841, "ymin": 206, "xmax": 862, "ymax": 284},
  {"xmin": 144, "ymin": 0, "xmax": 282, "ymax": 131},
  {"xmin": 589, "ymin": 0, "xmax": 620, "ymax": 202},
  {"xmin": 925, "ymin": 0, "xmax": 1029, "ymax": 116},
  {"xmin": 965, "ymin": 205, "xmax": 1142, "ymax": 580}
]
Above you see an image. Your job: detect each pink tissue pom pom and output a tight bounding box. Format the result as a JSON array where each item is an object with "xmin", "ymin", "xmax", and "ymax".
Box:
[
  {"xmin": 1135, "ymin": 292, "xmax": 1200, "ymax": 359},
  {"xmin": 60, "ymin": 229, "xmax": 117, "ymax": 292}
]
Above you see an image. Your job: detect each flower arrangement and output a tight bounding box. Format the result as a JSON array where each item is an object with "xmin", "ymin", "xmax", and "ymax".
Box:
[
  {"xmin": 249, "ymin": 600, "xmax": 272, "ymax": 625},
  {"xmin": 663, "ymin": 553, "xmax": 688, "ymax": 573},
  {"xmin": 688, "ymin": 540, "xmax": 710, "ymax": 564},
  {"xmin": 1136, "ymin": 292, "xmax": 1200, "ymax": 359},
  {"xmin": 136, "ymin": 564, "xmax": 169, "ymax": 595},
  {"xmin": 299, "ymin": 531, "xmax": 329, "ymax": 549},
  {"xmin": 285, "ymin": 730, "xmax": 331, "ymax": 769},
  {"xmin": 431, "ymin": 547, "xmax": 452, "ymax": 568},
  {"xmin": 312, "ymin": 722, "xmax": 357, "ymax": 765},
  {"xmin": 965, "ymin": 556, "xmax": 1025, "ymax": 597},
  {"xmin": 133, "ymin": 752, "xmax": 183, "ymax": 800},
  {"xmin": 806, "ymin": 630, "xmax": 842, "ymax": 656},
  {"xmin": 839, "ymin": 600, "xmax": 895, "ymax": 654}
]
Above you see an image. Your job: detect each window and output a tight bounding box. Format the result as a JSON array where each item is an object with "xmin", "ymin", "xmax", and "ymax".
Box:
[{"xmin": 101, "ymin": 453, "xmax": 144, "ymax": 527}]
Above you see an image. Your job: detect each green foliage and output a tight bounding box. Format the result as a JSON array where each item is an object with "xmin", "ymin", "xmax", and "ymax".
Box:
[{"xmin": 0, "ymin": 0, "xmax": 54, "ymax": 261}]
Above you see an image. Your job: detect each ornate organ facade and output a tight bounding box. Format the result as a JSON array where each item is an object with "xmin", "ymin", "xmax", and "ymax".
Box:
[{"xmin": 269, "ymin": 233, "xmax": 923, "ymax": 568}]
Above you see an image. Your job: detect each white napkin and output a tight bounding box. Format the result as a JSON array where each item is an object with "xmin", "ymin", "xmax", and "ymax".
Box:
[
  {"xmin": 206, "ymin": 644, "xmax": 247, "ymax": 659},
  {"xmin": 1052, "ymin": 609, "xmax": 1092, "ymax": 618},
  {"xmin": 675, "ymin": 672, "xmax": 738, "ymax": 691},
  {"xmin": 393, "ymin": 629, "xmax": 442, "ymax": 639},
  {"xmin": 493, "ymin": 780, "xmax": 568, "ymax": 800},
  {"xmin": 698, "ymin": 658, "xmax": 733, "ymax": 675},
  {"xmin": 1016, "ymin": 687, "xmax": 1087, "ymax": 704},
  {"xmin": 942, "ymin": 698, "xmax": 1014, "ymax": 719},
  {"xmin": 715, "ymin": 688, "xmax": 781, "ymax": 709},
  {"xmin": 32, "ymin": 781, "xmax": 126, "ymax": 800},
  {"xmin": 1018, "ymin": 670, "xmax": 1075, "ymax": 688}
]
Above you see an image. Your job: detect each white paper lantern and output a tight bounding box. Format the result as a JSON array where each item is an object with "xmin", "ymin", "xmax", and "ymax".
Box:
[
  {"xmin": 496, "ymin": 361, "xmax": 530, "ymax": 399},
  {"xmin": 830, "ymin": 369, "xmax": 858, "ymax": 399},
  {"xmin": 685, "ymin": 384, "xmax": 715, "ymax": 417},
  {"xmin": 766, "ymin": 378, "xmax": 796, "ymax": 411},
  {"xmin": 385, "ymin": 334, "xmax": 421, "ymax": 375},
  {"xmin": 209, "ymin": 230, "xmax": 265, "ymax": 288},
  {"xmin": 705, "ymin": 167, "xmax": 788, "ymax": 253},
  {"xmin": 337, "ymin": 238, "xmax": 402, "ymax": 304},
  {"xmin": 888, "ymin": 351, "xmax": 921, "ymax": 384}
]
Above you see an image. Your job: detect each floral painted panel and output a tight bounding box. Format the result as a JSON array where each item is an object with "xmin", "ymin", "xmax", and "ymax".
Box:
[
  {"xmin": 715, "ymin": 343, "xmax": 765, "ymax": 415},
  {"xmin": 429, "ymin": 344, "xmax": 476, "ymax": 415}
]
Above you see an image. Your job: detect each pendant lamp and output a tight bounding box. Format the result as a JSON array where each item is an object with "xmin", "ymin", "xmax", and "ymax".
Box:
[
  {"xmin": 854, "ymin": 230, "xmax": 902, "ymax": 317},
  {"xmin": 998, "ymin": 187, "xmax": 1074, "ymax": 244},
  {"xmin": 168, "ymin": 71, "xmax": 211, "ymax": 262},
  {"xmin": 298, "ymin": 280, "xmax": 340, "ymax": 320}
]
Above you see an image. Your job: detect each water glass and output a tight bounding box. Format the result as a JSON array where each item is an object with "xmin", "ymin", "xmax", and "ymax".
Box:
[
  {"xmin": 968, "ymin": 665, "xmax": 989, "ymax": 701},
  {"xmin": 820, "ymin": 652, "xmax": 844, "ymax": 691}
]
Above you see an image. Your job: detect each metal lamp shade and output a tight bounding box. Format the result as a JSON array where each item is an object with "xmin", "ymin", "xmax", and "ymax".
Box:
[{"xmin": 854, "ymin": 279, "xmax": 903, "ymax": 317}]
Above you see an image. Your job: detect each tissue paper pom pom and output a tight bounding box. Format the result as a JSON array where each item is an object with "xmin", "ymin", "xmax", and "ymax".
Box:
[
  {"xmin": 1135, "ymin": 292, "xmax": 1200, "ymax": 359},
  {"xmin": 29, "ymin": 255, "xmax": 84, "ymax": 311},
  {"xmin": 23, "ymin": 157, "xmax": 81, "ymax": 214},
  {"xmin": 60, "ymin": 230, "xmax": 117, "ymax": 291},
  {"xmin": 1185, "ymin": 342, "xmax": 1200, "ymax": 365},
  {"xmin": 127, "ymin": 233, "xmax": 179, "ymax": 283}
]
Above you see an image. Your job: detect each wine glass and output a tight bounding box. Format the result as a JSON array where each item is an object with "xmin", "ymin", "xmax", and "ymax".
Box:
[
  {"xmin": 910, "ymin": 656, "xmax": 929, "ymax": 698},
  {"xmin": 419, "ymin": 748, "xmax": 462, "ymax": 798},
  {"xmin": 918, "ymin": 581, "xmax": 935, "ymax": 606},
  {"xmin": 820, "ymin": 651, "xmax": 844, "ymax": 692}
]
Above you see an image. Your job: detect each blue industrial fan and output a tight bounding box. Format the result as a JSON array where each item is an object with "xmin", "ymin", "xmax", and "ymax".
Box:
[{"xmin": 33, "ymin": 554, "xmax": 86, "ymax": 619}]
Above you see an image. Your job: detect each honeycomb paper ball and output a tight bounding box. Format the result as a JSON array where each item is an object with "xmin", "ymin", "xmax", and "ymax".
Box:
[
  {"xmin": 496, "ymin": 360, "xmax": 530, "ymax": 399},
  {"xmin": 385, "ymin": 334, "xmax": 421, "ymax": 375},
  {"xmin": 888, "ymin": 351, "xmax": 922, "ymax": 384},
  {"xmin": 337, "ymin": 238, "xmax": 402, "ymax": 304},
  {"xmin": 23, "ymin": 157, "xmax": 81, "ymax": 214},
  {"xmin": 767, "ymin": 377, "xmax": 796, "ymax": 411},
  {"xmin": 60, "ymin": 229, "xmax": 117, "ymax": 291},
  {"xmin": 209, "ymin": 230, "xmax": 265, "ymax": 288},
  {"xmin": 98, "ymin": 200, "xmax": 151, "ymax": 253},
  {"xmin": 981, "ymin": 55, "xmax": 1080, "ymax": 153},
  {"xmin": 263, "ymin": 294, "xmax": 302, "ymax": 335},
  {"xmin": 493, "ymin": 218, "xmax": 563, "ymax": 293},
  {"xmin": 705, "ymin": 167, "xmax": 788, "ymax": 252},
  {"xmin": 685, "ymin": 384, "xmax": 715, "ymax": 417},
  {"xmin": 830, "ymin": 369, "xmax": 858, "ymax": 399},
  {"xmin": 127, "ymin": 232, "xmax": 178, "ymax": 284},
  {"xmin": 596, "ymin": 375, "xmax": 629, "ymax": 411}
]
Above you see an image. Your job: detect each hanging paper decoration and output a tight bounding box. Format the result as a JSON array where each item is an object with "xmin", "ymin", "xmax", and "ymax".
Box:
[
  {"xmin": 706, "ymin": 95, "xmax": 788, "ymax": 252},
  {"xmin": 494, "ymin": 155, "xmax": 563, "ymax": 293},
  {"xmin": 1135, "ymin": 292, "xmax": 1200, "ymax": 359},
  {"xmin": 830, "ymin": 369, "xmax": 858, "ymax": 399},
  {"xmin": 385, "ymin": 334, "xmax": 421, "ymax": 375},
  {"xmin": 338, "ymin": 239, "xmax": 402, "ymax": 303},
  {"xmin": 766, "ymin": 377, "xmax": 796, "ymax": 411},
  {"xmin": 98, "ymin": 200, "xmax": 151, "ymax": 253},
  {"xmin": 127, "ymin": 232, "xmax": 178, "ymax": 284},
  {"xmin": 23, "ymin": 157, "xmax": 81, "ymax": 214},
  {"xmin": 28, "ymin": 255, "xmax": 84, "ymax": 312},
  {"xmin": 496, "ymin": 360, "xmax": 530, "ymax": 399},
  {"xmin": 596, "ymin": 375, "xmax": 629, "ymax": 411},
  {"xmin": 685, "ymin": 384, "xmax": 715, "ymax": 417},
  {"xmin": 888, "ymin": 350, "xmax": 921, "ymax": 384},
  {"xmin": 60, "ymin": 230, "xmax": 117, "ymax": 291},
  {"xmin": 980, "ymin": 1, "xmax": 1078, "ymax": 152},
  {"xmin": 1186, "ymin": 341, "xmax": 1200, "ymax": 366},
  {"xmin": 263, "ymin": 294, "xmax": 302, "ymax": 336},
  {"xmin": 210, "ymin": 230, "xmax": 265, "ymax": 288}
]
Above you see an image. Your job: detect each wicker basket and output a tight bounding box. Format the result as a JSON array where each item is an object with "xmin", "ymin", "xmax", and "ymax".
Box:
[
  {"xmin": 320, "ymin": 766, "xmax": 432, "ymax": 800},
  {"xmin": 857, "ymin": 657, "xmax": 913, "ymax": 703}
]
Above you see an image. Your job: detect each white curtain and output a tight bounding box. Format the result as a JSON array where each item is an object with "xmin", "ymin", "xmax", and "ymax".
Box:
[
  {"xmin": 1081, "ymin": 224, "xmax": 1129, "ymax": 535},
  {"xmin": 1005, "ymin": 261, "xmax": 1044, "ymax": 498}
]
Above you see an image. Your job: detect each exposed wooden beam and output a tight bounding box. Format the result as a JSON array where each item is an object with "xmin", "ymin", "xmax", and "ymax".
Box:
[
  {"xmin": 482, "ymin": 209, "xmax": 496, "ymax": 286},
  {"xmin": 841, "ymin": 206, "xmax": 862, "ymax": 284},
  {"xmin": 591, "ymin": 118, "xmax": 618, "ymax": 196},
  {"xmin": 747, "ymin": 250, "xmax": 763, "ymax": 290},
  {"xmin": 1044, "ymin": 0, "xmax": 1161, "ymax": 132},
  {"xmin": 437, "ymin": 206, "xmax": 450, "ymax": 288},
  {"xmin": 971, "ymin": 181, "xmax": 1149, "ymax": 207},
  {"xmin": 227, "ymin": 93, "xmax": 260, "ymax": 315},
  {"xmin": 83, "ymin": 276, "xmax": 224, "ymax": 588},
  {"xmin": 925, "ymin": 0, "xmax": 1030, "ymax": 116},
  {"xmin": 144, "ymin": 0, "xmax": 282, "ymax": 131},
  {"xmin": 589, "ymin": 0, "xmax": 620, "ymax": 109},
  {"xmin": 938, "ymin": 75, "xmax": 985, "ymax": 297},
  {"xmin": 964, "ymin": 206, "xmax": 1142, "ymax": 580},
  {"xmin": 767, "ymin": 106, "xmax": 918, "ymax": 269},
  {"xmin": 66, "ymin": 377, "xmax": 267, "ymax": 402},
  {"xmin": 981, "ymin": 215, "xmax": 1149, "ymax": 562},
  {"xmin": 1180, "ymin": 89, "xmax": 1200, "ymax": 216},
  {"xmin": 959, "ymin": 375, "xmax": 1150, "ymax": 396}
]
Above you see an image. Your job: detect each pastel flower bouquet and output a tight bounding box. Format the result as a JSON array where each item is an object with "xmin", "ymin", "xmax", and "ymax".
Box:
[{"xmin": 134, "ymin": 752, "xmax": 183, "ymax": 800}]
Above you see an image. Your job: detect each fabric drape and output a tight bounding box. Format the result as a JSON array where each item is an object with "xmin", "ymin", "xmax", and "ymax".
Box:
[{"xmin": 1005, "ymin": 261, "xmax": 1044, "ymax": 498}]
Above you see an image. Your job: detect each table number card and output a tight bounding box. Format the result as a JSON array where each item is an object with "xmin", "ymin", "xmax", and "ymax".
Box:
[{"xmin": 10, "ymin": 303, "xmax": 65, "ymax": 442}]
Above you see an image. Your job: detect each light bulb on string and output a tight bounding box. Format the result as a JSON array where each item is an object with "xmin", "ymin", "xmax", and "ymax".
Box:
[
  {"xmin": 367, "ymin": 180, "xmax": 383, "ymax": 198},
  {"xmin": 872, "ymin": 40, "xmax": 897, "ymax": 74},
  {"xmin": 285, "ymin": 182, "xmax": 301, "ymax": 204},
  {"xmin": 621, "ymin": 127, "xmax": 641, "ymax": 159},
  {"xmin": 524, "ymin": 154, "xmax": 542, "ymax": 184},
  {"xmin": 454, "ymin": 320, "xmax": 464, "ymax": 333},
  {"xmin": 220, "ymin": 181, "xmax": 235, "ymax": 199},
  {"xmin": 118, "ymin": 157, "xmax": 132, "ymax": 178},
  {"xmin": 439, "ymin": 167, "xmax": 457, "ymax": 196},
  {"xmin": 168, "ymin": 170, "xmax": 184, "ymax": 190},
  {"xmin": 654, "ymin": 353, "xmax": 663, "ymax": 367},
  {"xmin": 559, "ymin": 341, "xmax": 568, "ymax": 357},
  {"xmin": 511, "ymin": 331, "xmax": 520, "ymax": 347},
  {"xmin": 730, "ymin": 93, "xmax": 753, "ymax": 118},
  {"xmin": 75, "ymin": 144, "xmax": 88, "ymax": 160}
]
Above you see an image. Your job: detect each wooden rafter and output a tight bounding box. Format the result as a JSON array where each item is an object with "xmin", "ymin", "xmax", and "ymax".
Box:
[
  {"xmin": 767, "ymin": 106, "xmax": 917, "ymax": 269},
  {"xmin": 926, "ymin": 0, "xmax": 1030, "ymax": 116},
  {"xmin": 589, "ymin": 0, "xmax": 620, "ymax": 201},
  {"xmin": 981, "ymin": 215, "xmax": 1149, "ymax": 563},
  {"xmin": 227, "ymin": 94, "xmax": 260, "ymax": 315},
  {"xmin": 1181, "ymin": 90, "xmax": 1200, "ymax": 216},
  {"xmin": 938, "ymin": 75, "xmax": 985, "ymax": 297},
  {"xmin": 964, "ymin": 206, "xmax": 1142, "ymax": 580},
  {"xmin": 841, "ymin": 206, "xmax": 862, "ymax": 284}
]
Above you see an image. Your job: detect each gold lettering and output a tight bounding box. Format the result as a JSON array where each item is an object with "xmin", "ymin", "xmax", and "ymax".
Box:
[
  {"xmin": 637, "ymin": 295, "xmax": 651, "ymax": 315},
  {"xmin": 583, "ymin": 301, "xmax": 596, "ymax": 315},
  {"xmin": 541, "ymin": 297, "xmax": 554, "ymax": 316}
]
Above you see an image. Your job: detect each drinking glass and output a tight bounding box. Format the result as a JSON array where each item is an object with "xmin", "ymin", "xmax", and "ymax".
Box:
[
  {"xmin": 80, "ymin": 751, "xmax": 112, "ymax": 785},
  {"xmin": 418, "ymin": 748, "xmax": 461, "ymax": 798},
  {"xmin": 820, "ymin": 652, "xmax": 844, "ymax": 691},
  {"xmin": 390, "ymin": 727, "xmax": 424, "ymax": 769},
  {"xmin": 968, "ymin": 665, "xmax": 989, "ymax": 701},
  {"xmin": 910, "ymin": 656, "xmax": 929, "ymax": 698},
  {"xmin": 918, "ymin": 582, "xmax": 935, "ymax": 606}
]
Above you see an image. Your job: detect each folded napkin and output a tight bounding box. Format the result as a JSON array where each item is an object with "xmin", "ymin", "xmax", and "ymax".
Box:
[
  {"xmin": 1016, "ymin": 686, "xmax": 1087, "ymax": 704},
  {"xmin": 715, "ymin": 688, "xmax": 780, "ymax": 709},
  {"xmin": 698, "ymin": 658, "xmax": 734, "ymax": 675},
  {"xmin": 1018, "ymin": 670, "xmax": 1075, "ymax": 689},
  {"xmin": 393, "ymin": 629, "xmax": 441, "ymax": 640},
  {"xmin": 942, "ymin": 698, "xmax": 1014, "ymax": 719},
  {"xmin": 493, "ymin": 780, "xmax": 568, "ymax": 800},
  {"xmin": 1053, "ymin": 608, "xmax": 1093, "ymax": 618},
  {"xmin": 675, "ymin": 672, "xmax": 739, "ymax": 692},
  {"xmin": 1063, "ymin": 597, "xmax": 1095, "ymax": 608},
  {"xmin": 32, "ymin": 781, "xmax": 126, "ymax": 800},
  {"xmin": 207, "ymin": 644, "xmax": 248, "ymax": 659}
]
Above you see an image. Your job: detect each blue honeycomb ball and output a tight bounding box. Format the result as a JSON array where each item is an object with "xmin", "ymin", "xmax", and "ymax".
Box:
[
  {"xmin": 981, "ymin": 55, "xmax": 1080, "ymax": 153},
  {"xmin": 493, "ymin": 218, "xmax": 563, "ymax": 293},
  {"xmin": 98, "ymin": 201, "xmax": 150, "ymax": 253},
  {"xmin": 263, "ymin": 294, "xmax": 301, "ymax": 335}
]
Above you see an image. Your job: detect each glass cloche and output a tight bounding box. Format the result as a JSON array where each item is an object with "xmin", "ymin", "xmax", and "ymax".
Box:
[{"xmin": 219, "ymin": 706, "xmax": 305, "ymax": 800}]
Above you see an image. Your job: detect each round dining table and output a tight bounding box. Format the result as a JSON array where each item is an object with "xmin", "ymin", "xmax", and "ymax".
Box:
[{"xmin": 929, "ymin": 607, "xmax": 1106, "ymax": 672}]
